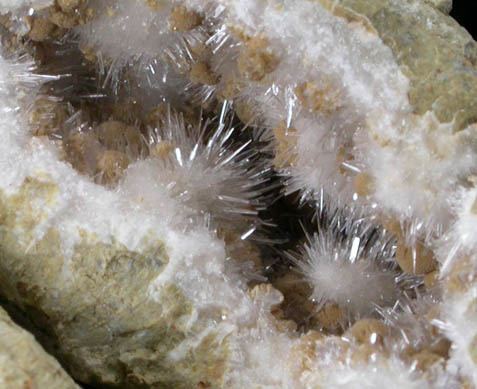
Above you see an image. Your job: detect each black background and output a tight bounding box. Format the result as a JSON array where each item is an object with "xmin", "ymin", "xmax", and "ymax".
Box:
[{"xmin": 450, "ymin": 0, "xmax": 476, "ymax": 39}]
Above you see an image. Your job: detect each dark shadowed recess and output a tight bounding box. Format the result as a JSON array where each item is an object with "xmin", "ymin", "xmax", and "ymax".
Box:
[{"xmin": 450, "ymin": 0, "xmax": 477, "ymax": 39}]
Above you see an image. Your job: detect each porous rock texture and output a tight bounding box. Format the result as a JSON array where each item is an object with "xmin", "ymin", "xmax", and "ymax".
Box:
[{"xmin": 0, "ymin": 0, "xmax": 476, "ymax": 388}]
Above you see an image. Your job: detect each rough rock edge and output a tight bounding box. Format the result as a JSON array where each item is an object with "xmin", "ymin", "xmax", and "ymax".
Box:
[{"xmin": 0, "ymin": 305, "xmax": 79, "ymax": 389}]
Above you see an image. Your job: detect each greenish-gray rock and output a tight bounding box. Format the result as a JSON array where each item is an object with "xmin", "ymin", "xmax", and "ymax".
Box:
[
  {"xmin": 0, "ymin": 177, "xmax": 228, "ymax": 388},
  {"xmin": 318, "ymin": 0, "xmax": 476, "ymax": 131}
]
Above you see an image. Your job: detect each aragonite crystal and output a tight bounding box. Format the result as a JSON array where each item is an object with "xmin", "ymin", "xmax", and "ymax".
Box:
[{"xmin": 0, "ymin": 0, "xmax": 476, "ymax": 388}]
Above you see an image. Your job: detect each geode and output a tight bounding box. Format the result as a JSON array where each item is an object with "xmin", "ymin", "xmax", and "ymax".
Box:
[{"xmin": 0, "ymin": 0, "xmax": 476, "ymax": 388}]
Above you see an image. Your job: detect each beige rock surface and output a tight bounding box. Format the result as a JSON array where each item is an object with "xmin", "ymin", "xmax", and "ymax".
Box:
[{"xmin": 0, "ymin": 306, "xmax": 78, "ymax": 389}]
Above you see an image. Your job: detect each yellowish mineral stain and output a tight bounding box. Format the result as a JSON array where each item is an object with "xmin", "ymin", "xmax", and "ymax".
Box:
[
  {"xmin": 315, "ymin": 0, "xmax": 377, "ymax": 35},
  {"xmin": 49, "ymin": 5, "xmax": 94, "ymax": 29},
  {"xmin": 234, "ymin": 101, "xmax": 260, "ymax": 125},
  {"xmin": 295, "ymin": 80, "xmax": 342, "ymax": 115},
  {"xmin": 28, "ymin": 17, "xmax": 56, "ymax": 41},
  {"xmin": 353, "ymin": 172, "xmax": 375, "ymax": 197},
  {"xmin": 382, "ymin": 218, "xmax": 438, "ymax": 275},
  {"xmin": 30, "ymin": 98, "xmax": 69, "ymax": 136},
  {"xmin": 150, "ymin": 141, "xmax": 174, "ymax": 160},
  {"xmin": 349, "ymin": 318, "xmax": 390, "ymax": 346},
  {"xmin": 218, "ymin": 78, "xmax": 245, "ymax": 101},
  {"xmin": 169, "ymin": 5, "xmax": 203, "ymax": 31},
  {"xmin": 423, "ymin": 269, "xmax": 440, "ymax": 289},
  {"xmin": 95, "ymin": 150, "xmax": 130, "ymax": 185},
  {"xmin": 96, "ymin": 120, "xmax": 143, "ymax": 153},
  {"xmin": 469, "ymin": 334, "xmax": 477, "ymax": 365},
  {"xmin": 189, "ymin": 62, "xmax": 220, "ymax": 85},
  {"xmin": 248, "ymin": 284, "xmax": 281, "ymax": 309},
  {"xmin": 24, "ymin": 0, "xmax": 95, "ymax": 42},
  {"xmin": 313, "ymin": 303, "xmax": 345, "ymax": 331},
  {"xmin": 237, "ymin": 36, "xmax": 279, "ymax": 82},
  {"xmin": 288, "ymin": 330, "xmax": 325, "ymax": 373},
  {"xmin": 444, "ymin": 257, "xmax": 475, "ymax": 295},
  {"xmin": 429, "ymin": 338, "xmax": 451, "ymax": 359},
  {"xmin": 471, "ymin": 196, "xmax": 477, "ymax": 215},
  {"xmin": 145, "ymin": 0, "xmax": 166, "ymax": 11},
  {"xmin": 395, "ymin": 239, "xmax": 437, "ymax": 275},
  {"xmin": 248, "ymin": 284, "xmax": 297, "ymax": 332},
  {"xmin": 273, "ymin": 272, "xmax": 316, "ymax": 326},
  {"xmin": 80, "ymin": 45, "xmax": 98, "ymax": 63},
  {"xmin": 218, "ymin": 228, "xmax": 263, "ymax": 272},
  {"xmin": 273, "ymin": 121, "xmax": 297, "ymax": 168},
  {"xmin": 64, "ymin": 131, "xmax": 100, "ymax": 174},
  {"xmin": 189, "ymin": 43, "xmax": 210, "ymax": 62},
  {"xmin": 412, "ymin": 350, "xmax": 444, "ymax": 371},
  {"xmin": 56, "ymin": 0, "xmax": 80, "ymax": 12}
]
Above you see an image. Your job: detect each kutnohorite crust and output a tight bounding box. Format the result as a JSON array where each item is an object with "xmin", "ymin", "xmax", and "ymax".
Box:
[{"xmin": 0, "ymin": 0, "xmax": 476, "ymax": 388}]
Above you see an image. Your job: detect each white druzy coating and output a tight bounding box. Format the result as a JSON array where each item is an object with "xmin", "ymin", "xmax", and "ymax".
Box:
[
  {"xmin": 440, "ymin": 282, "xmax": 477, "ymax": 386},
  {"xmin": 316, "ymin": 355, "xmax": 457, "ymax": 389},
  {"xmin": 0, "ymin": 0, "xmax": 52, "ymax": 13}
]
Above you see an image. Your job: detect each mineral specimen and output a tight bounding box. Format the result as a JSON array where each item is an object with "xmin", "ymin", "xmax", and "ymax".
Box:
[{"xmin": 0, "ymin": 0, "xmax": 476, "ymax": 388}]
